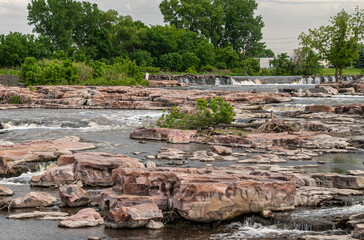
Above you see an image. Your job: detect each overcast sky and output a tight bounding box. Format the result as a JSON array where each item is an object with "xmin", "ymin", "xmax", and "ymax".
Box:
[{"xmin": 0, "ymin": 0, "xmax": 363, "ymax": 55}]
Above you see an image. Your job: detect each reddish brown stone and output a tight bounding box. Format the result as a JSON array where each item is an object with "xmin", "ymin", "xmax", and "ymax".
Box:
[
  {"xmin": 130, "ymin": 127, "xmax": 197, "ymax": 144},
  {"xmin": 305, "ymin": 105, "xmax": 335, "ymax": 113},
  {"xmin": 59, "ymin": 184, "xmax": 90, "ymax": 207},
  {"xmin": 57, "ymin": 155, "xmax": 75, "ymax": 166}
]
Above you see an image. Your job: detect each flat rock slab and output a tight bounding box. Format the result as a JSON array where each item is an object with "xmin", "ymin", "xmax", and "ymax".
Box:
[
  {"xmin": 130, "ymin": 127, "xmax": 196, "ymax": 144},
  {"xmin": 11, "ymin": 192, "xmax": 57, "ymax": 208},
  {"xmin": 31, "ymin": 152, "xmax": 145, "ymax": 187},
  {"xmin": 59, "ymin": 208, "xmax": 103, "ymax": 228},
  {"xmin": 8, "ymin": 211, "xmax": 68, "ymax": 219},
  {"xmin": 0, "ymin": 136, "xmax": 96, "ymax": 177}
]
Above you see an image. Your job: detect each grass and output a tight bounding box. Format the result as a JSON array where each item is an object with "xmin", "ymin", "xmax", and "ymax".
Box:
[{"xmin": 321, "ymin": 68, "xmax": 363, "ymax": 76}]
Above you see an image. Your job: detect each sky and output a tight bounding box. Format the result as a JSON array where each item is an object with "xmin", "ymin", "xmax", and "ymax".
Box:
[{"xmin": 0, "ymin": 0, "xmax": 363, "ymax": 55}]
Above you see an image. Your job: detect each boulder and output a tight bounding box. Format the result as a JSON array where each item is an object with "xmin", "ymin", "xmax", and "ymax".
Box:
[
  {"xmin": 0, "ymin": 185, "xmax": 14, "ymax": 196},
  {"xmin": 106, "ymin": 167, "xmax": 296, "ymax": 223},
  {"xmin": 130, "ymin": 127, "xmax": 196, "ymax": 144},
  {"xmin": 146, "ymin": 161, "xmax": 156, "ymax": 168},
  {"xmin": 59, "ymin": 208, "xmax": 103, "ymax": 228},
  {"xmin": 188, "ymin": 151, "xmax": 218, "ymax": 162},
  {"xmin": 11, "ymin": 192, "xmax": 57, "ymax": 208},
  {"xmin": 104, "ymin": 203, "xmax": 163, "ymax": 229},
  {"xmin": 73, "ymin": 152, "xmax": 144, "ymax": 186},
  {"xmin": 57, "ymin": 155, "xmax": 76, "ymax": 166},
  {"xmin": 209, "ymin": 146, "xmax": 233, "ymax": 155},
  {"xmin": 59, "ymin": 184, "xmax": 90, "ymax": 207},
  {"xmin": 146, "ymin": 220, "xmax": 164, "ymax": 229},
  {"xmin": 31, "ymin": 164, "xmax": 75, "ymax": 187}
]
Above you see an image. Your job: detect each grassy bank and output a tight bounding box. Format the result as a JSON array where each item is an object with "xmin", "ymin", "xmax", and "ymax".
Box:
[{"xmin": 321, "ymin": 68, "xmax": 363, "ymax": 76}]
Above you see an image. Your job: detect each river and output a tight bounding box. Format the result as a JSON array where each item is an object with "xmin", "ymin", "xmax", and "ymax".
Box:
[{"xmin": 0, "ymin": 94, "xmax": 363, "ymax": 240}]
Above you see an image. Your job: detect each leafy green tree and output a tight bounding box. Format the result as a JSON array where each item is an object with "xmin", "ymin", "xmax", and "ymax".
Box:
[
  {"xmin": 132, "ymin": 50, "xmax": 154, "ymax": 67},
  {"xmin": 355, "ymin": 43, "xmax": 364, "ymax": 69},
  {"xmin": 160, "ymin": 0, "xmax": 264, "ymax": 55},
  {"xmin": 158, "ymin": 52, "xmax": 183, "ymax": 71},
  {"xmin": 299, "ymin": 7, "xmax": 364, "ymax": 80},
  {"xmin": 215, "ymin": 46, "xmax": 240, "ymax": 69},
  {"xmin": 271, "ymin": 53, "xmax": 293, "ymax": 76},
  {"xmin": 258, "ymin": 49, "xmax": 275, "ymax": 58},
  {"xmin": 0, "ymin": 33, "xmax": 53, "ymax": 67},
  {"xmin": 292, "ymin": 47, "xmax": 322, "ymax": 75}
]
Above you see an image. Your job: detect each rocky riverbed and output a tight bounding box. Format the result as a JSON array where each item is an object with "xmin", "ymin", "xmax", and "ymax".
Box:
[{"xmin": 1, "ymin": 83, "xmax": 364, "ymax": 240}]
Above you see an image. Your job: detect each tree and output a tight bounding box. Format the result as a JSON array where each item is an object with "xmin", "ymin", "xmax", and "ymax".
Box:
[
  {"xmin": 159, "ymin": 0, "xmax": 264, "ymax": 55},
  {"xmin": 299, "ymin": 7, "xmax": 364, "ymax": 81},
  {"xmin": 271, "ymin": 53, "xmax": 293, "ymax": 76},
  {"xmin": 292, "ymin": 47, "xmax": 322, "ymax": 76},
  {"xmin": 355, "ymin": 43, "xmax": 364, "ymax": 69}
]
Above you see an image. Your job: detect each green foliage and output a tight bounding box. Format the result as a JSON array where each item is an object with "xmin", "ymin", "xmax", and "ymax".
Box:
[
  {"xmin": 215, "ymin": 62, "xmax": 227, "ymax": 70},
  {"xmin": 299, "ymin": 7, "xmax": 364, "ymax": 80},
  {"xmin": 140, "ymin": 66, "xmax": 161, "ymax": 74},
  {"xmin": 158, "ymin": 52, "xmax": 183, "ymax": 71},
  {"xmin": 186, "ymin": 66, "xmax": 198, "ymax": 74},
  {"xmin": 157, "ymin": 97, "xmax": 235, "ymax": 130},
  {"xmin": 292, "ymin": 47, "xmax": 322, "ymax": 75},
  {"xmin": 159, "ymin": 0, "xmax": 264, "ymax": 55},
  {"xmin": 200, "ymin": 65, "xmax": 215, "ymax": 72},
  {"xmin": 132, "ymin": 50, "xmax": 154, "ymax": 67},
  {"xmin": 8, "ymin": 95, "xmax": 22, "ymax": 104},
  {"xmin": 271, "ymin": 53, "xmax": 293, "ymax": 76},
  {"xmin": 355, "ymin": 44, "xmax": 364, "ymax": 69}
]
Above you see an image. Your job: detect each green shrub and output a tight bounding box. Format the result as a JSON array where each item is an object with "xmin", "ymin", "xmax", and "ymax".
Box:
[
  {"xmin": 140, "ymin": 66, "xmax": 160, "ymax": 74},
  {"xmin": 186, "ymin": 66, "xmax": 198, "ymax": 74},
  {"xmin": 157, "ymin": 97, "xmax": 235, "ymax": 130},
  {"xmin": 215, "ymin": 62, "xmax": 227, "ymax": 70},
  {"xmin": 8, "ymin": 95, "xmax": 22, "ymax": 104},
  {"xmin": 200, "ymin": 65, "xmax": 215, "ymax": 72}
]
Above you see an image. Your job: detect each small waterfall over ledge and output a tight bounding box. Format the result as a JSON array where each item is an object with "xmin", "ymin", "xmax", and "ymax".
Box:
[{"xmin": 176, "ymin": 75, "xmax": 361, "ymax": 85}]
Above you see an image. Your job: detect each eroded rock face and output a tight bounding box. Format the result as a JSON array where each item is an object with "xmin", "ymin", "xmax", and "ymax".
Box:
[
  {"xmin": 0, "ymin": 185, "xmax": 14, "ymax": 196},
  {"xmin": 11, "ymin": 192, "xmax": 57, "ymax": 208},
  {"xmin": 130, "ymin": 127, "xmax": 196, "ymax": 144},
  {"xmin": 102, "ymin": 167, "xmax": 296, "ymax": 223},
  {"xmin": 353, "ymin": 224, "xmax": 364, "ymax": 239},
  {"xmin": 31, "ymin": 152, "xmax": 145, "ymax": 187},
  {"xmin": 59, "ymin": 184, "xmax": 90, "ymax": 207},
  {"xmin": 209, "ymin": 146, "xmax": 233, "ymax": 155},
  {"xmin": 305, "ymin": 105, "xmax": 335, "ymax": 113},
  {"xmin": 311, "ymin": 173, "xmax": 364, "ymax": 190},
  {"xmin": 104, "ymin": 203, "xmax": 163, "ymax": 229},
  {"xmin": 58, "ymin": 208, "xmax": 103, "ymax": 228},
  {"xmin": 0, "ymin": 136, "xmax": 95, "ymax": 177}
]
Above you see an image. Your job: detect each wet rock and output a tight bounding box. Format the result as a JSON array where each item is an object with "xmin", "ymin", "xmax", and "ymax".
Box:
[
  {"xmin": 311, "ymin": 173, "xmax": 364, "ymax": 190},
  {"xmin": 130, "ymin": 127, "xmax": 196, "ymax": 144},
  {"xmin": 209, "ymin": 146, "xmax": 233, "ymax": 155},
  {"xmin": 0, "ymin": 136, "xmax": 96, "ymax": 177},
  {"xmin": 295, "ymin": 186, "xmax": 363, "ymax": 207},
  {"xmin": 8, "ymin": 211, "xmax": 68, "ymax": 220},
  {"xmin": 146, "ymin": 161, "xmax": 156, "ymax": 168},
  {"xmin": 353, "ymin": 224, "xmax": 364, "ymax": 239},
  {"xmin": 0, "ymin": 185, "xmax": 14, "ymax": 196},
  {"xmin": 104, "ymin": 203, "xmax": 163, "ymax": 229},
  {"xmin": 300, "ymin": 235, "xmax": 354, "ymax": 240},
  {"xmin": 31, "ymin": 164, "xmax": 75, "ymax": 187},
  {"xmin": 347, "ymin": 170, "xmax": 364, "ymax": 176},
  {"xmin": 146, "ymin": 220, "xmax": 164, "ymax": 229},
  {"xmin": 11, "ymin": 192, "xmax": 57, "ymax": 208},
  {"xmin": 59, "ymin": 208, "xmax": 103, "ymax": 228},
  {"xmin": 146, "ymin": 155, "xmax": 156, "ymax": 159},
  {"xmin": 157, "ymin": 148, "xmax": 185, "ymax": 160},
  {"xmin": 305, "ymin": 105, "xmax": 335, "ymax": 113},
  {"xmin": 59, "ymin": 184, "xmax": 90, "ymax": 207},
  {"xmin": 261, "ymin": 210, "xmax": 274, "ymax": 218},
  {"xmin": 73, "ymin": 152, "xmax": 144, "ymax": 187}
]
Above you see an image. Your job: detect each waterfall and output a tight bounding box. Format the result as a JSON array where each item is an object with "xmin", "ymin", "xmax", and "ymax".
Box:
[{"xmin": 215, "ymin": 78, "xmax": 221, "ymax": 85}]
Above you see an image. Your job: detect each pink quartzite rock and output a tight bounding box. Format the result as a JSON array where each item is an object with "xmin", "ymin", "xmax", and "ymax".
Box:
[
  {"xmin": 31, "ymin": 152, "xmax": 145, "ymax": 187},
  {"xmin": 305, "ymin": 105, "xmax": 335, "ymax": 113},
  {"xmin": 130, "ymin": 127, "xmax": 197, "ymax": 144},
  {"xmin": 11, "ymin": 192, "xmax": 57, "ymax": 208},
  {"xmin": 311, "ymin": 173, "xmax": 364, "ymax": 190},
  {"xmin": 59, "ymin": 208, "xmax": 103, "ymax": 228},
  {"xmin": 209, "ymin": 145, "xmax": 233, "ymax": 155},
  {"xmin": 0, "ymin": 185, "xmax": 14, "ymax": 196},
  {"xmin": 102, "ymin": 167, "xmax": 296, "ymax": 223},
  {"xmin": 57, "ymin": 155, "xmax": 76, "ymax": 166},
  {"xmin": 353, "ymin": 224, "xmax": 364, "ymax": 239},
  {"xmin": 59, "ymin": 184, "xmax": 90, "ymax": 207},
  {"xmin": 0, "ymin": 136, "xmax": 95, "ymax": 177},
  {"xmin": 104, "ymin": 203, "xmax": 163, "ymax": 229}
]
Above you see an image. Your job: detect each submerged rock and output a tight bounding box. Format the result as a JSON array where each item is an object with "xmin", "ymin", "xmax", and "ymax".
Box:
[
  {"xmin": 8, "ymin": 211, "xmax": 68, "ymax": 220},
  {"xmin": 156, "ymin": 148, "xmax": 185, "ymax": 160},
  {"xmin": 11, "ymin": 192, "xmax": 57, "ymax": 208},
  {"xmin": 59, "ymin": 208, "xmax": 103, "ymax": 228},
  {"xmin": 59, "ymin": 184, "xmax": 90, "ymax": 207},
  {"xmin": 209, "ymin": 145, "xmax": 233, "ymax": 155}
]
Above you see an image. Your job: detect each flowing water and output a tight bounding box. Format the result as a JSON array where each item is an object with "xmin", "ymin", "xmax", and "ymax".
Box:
[{"xmin": 0, "ymin": 94, "xmax": 363, "ymax": 239}]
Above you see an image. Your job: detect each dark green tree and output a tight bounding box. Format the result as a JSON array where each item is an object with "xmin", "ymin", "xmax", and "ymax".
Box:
[{"xmin": 355, "ymin": 43, "xmax": 364, "ymax": 69}]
